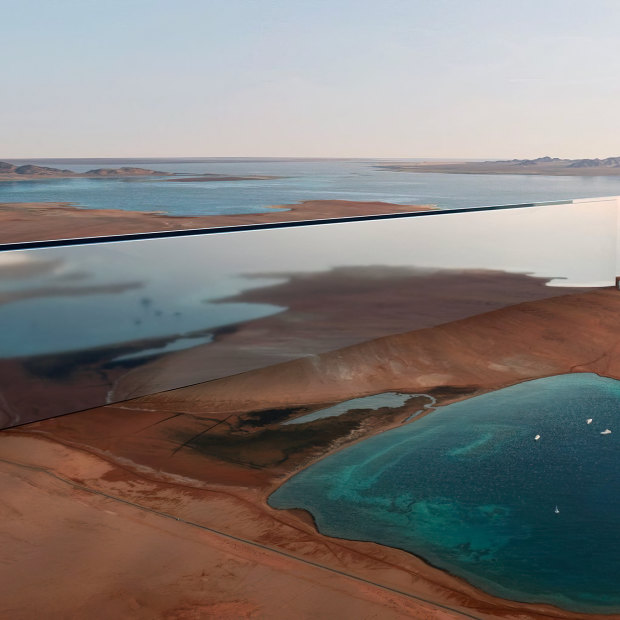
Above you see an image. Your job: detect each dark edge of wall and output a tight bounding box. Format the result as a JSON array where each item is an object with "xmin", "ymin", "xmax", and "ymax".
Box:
[{"xmin": 0, "ymin": 200, "xmax": 573, "ymax": 252}]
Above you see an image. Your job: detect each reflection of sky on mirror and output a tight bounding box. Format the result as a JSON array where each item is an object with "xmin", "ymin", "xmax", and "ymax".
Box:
[
  {"xmin": 133, "ymin": 199, "xmax": 616, "ymax": 287},
  {"xmin": 0, "ymin": 200, "xmax": 616, "ymax": 357}
]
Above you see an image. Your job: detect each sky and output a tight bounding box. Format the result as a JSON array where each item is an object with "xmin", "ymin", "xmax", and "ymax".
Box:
[{"xmin": 2, "ymin": 0, "xmax": 620, "ymax": 159}]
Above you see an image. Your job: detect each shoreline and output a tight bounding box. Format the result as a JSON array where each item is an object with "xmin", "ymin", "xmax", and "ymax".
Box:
[
  {"xmin": 6, "ymin": 407, "xmax": 613, "ymax": 620},
  {"xmin": 0, "ymin": 199, "xmax": 434, "ymax": 244},
  {"xmin": 261, "ymin": 372, "xmax": 620, "ymax": 618},
  {"xmin": 5, "ymin": 287, "xmax": 620, "ymax": 617},
  {"xmin": 378, "ymin": 160, "xmax": 620, "ymax": 177}
]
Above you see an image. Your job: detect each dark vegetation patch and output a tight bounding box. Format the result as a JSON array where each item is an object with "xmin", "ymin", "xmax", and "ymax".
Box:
[
  {"xmin": 428, "ymin": 385, "xmax": 479, "ymax": 400},
  {"xmin": 171, "ymin": 394, "xmax": 429, "ymax": 469},
  {"xmin": 172, "ymin": 415, "xmax": 363, "ymax": 469},
  {"xmin": 241, "ymin": 406, "xmax": 312, "ymax": 427}
]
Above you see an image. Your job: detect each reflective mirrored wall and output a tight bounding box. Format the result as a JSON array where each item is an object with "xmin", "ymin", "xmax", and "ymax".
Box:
[{"xmin": 1, "ymin": 197, "xmax": 617, "ymax": 427}]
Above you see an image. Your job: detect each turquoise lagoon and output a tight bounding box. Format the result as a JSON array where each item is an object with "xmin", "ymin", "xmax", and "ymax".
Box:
[{"xmin": 269, "ymin": 373, "xmax": 620, "ymax": 613}]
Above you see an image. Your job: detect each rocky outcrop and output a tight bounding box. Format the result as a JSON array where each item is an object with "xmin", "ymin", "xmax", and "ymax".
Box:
[
  {"xmin": 511, "ymin": 156, "xmax": 565, "ymax": 165},
  {"xmin": 85, "ymin": 167, "xmax": 170, "ymax": 176},
  {"xmin": 13, "ymin": 164, "xmax": 73, "ymax": 175},
  {"xmin": 568, "ymin": 157, "xmax": 620, "ymax": 168}
]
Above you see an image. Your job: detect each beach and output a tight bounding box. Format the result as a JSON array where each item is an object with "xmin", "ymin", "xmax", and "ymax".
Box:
[
  {"xmin": 0, "ymin": 199, "xmax": 433, "ymax": 244},
  {"xmin": 3, "ymin": 286, "xmax": 620, "ymax": 618}
]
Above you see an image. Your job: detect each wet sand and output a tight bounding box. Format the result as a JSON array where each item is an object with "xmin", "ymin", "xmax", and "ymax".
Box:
[
  {"xmin": 3, "ymin": 288, "xmax": 620, "ymax": 618},
  {"xmin": 0, "ymin": 199, "xmax": 433, "ymax": 244}
]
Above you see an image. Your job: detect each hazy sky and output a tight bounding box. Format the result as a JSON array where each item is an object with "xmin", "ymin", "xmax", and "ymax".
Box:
[{"xmin": 3, "ymin": 0, "xmax": 620, "ymax": 159}]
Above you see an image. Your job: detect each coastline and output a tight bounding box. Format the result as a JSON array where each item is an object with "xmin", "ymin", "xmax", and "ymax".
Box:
[
  {"xmin": 4, "ymin": 286, "xmax": 620, "ymax": 617},
  {"xmin": 0, "ymin": 199, "xmax": 434, "ymax": 244},
  {"xmin": 378, "ymin": 161, "xmax": 620, "ymax": 176},
  {"xmin": 4, "ymin": 422, "xmax": 611, "ymax": 620},
  {"xmin": 263, "ymin": 375, "xmax": 620, "ymax": 617}
]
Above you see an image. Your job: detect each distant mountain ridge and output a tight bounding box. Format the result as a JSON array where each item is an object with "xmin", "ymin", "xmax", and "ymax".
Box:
[
  {"xmin": 567, "ymin": 157, "xmax": 620, "ymax": 168},
  {"xmin": 378, "ymin": 156, "xmax": 620, "ymax": 176},
  {"xmin": 0, "ymin": 162, "xmax": 171, "ymax": 178},
  {"xmin": 0, "ymin": 162, "xmax": 282, "ymax": 182},
  {"xmin": 496, "ymin": 156, "xmax": 620, "ymax": 168}
]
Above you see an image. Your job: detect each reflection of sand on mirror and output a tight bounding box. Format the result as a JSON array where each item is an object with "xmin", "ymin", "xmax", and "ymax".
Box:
[
  {"xmin": 0, "ymin": 268, "xmax": 583, "ymax": 425},
  {"xmin": 3, "ymin": 284, "xmax": 620, "ymax": 618}
]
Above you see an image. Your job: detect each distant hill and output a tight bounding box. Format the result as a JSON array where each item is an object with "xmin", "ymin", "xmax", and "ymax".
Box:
[
  {"xmin": 377, "ymin": 156, "xmax": 620, "ymax": 177},
  {"xmin": 13, "ymin": 164, "xmax": 74, "ymax": 175},
  {"xmin": 0, "ymin": 162, "xmax": 282, "ymax": 183},
  {"xmin": 498, "ymin": 156, "xmax": 564, "ymax": 165},
  {"xmin": 567, "ymin": 157, "xmax": 620, "ymax": 168},
  {"xmin": 0, "ymin": 162, "xmax": 171, "ymax": 179},
  {"xmin": 497, "ymin": 155, "xmax": 620, "ymax": 168},
  {"xmin": 85, "ymin": 167, "xmax": 172, "ymax": 176}
]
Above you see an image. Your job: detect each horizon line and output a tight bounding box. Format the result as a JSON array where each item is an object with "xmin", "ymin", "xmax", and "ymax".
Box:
[{"xmin": 0, "ymin": 154, "xmax": 589, "ymax": 162}]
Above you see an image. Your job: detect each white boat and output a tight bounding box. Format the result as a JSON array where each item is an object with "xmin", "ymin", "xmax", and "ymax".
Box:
[
  {"xmin": 554, "ymin": 506, "xmax": 560, "ymax": 514},
  {"xmin": 534, "ymin": 434, "xmax": 541, "ymax": 441},
  {"xmin": 601, "ymin": 429, "xmax": 612, "ymax": 435},
  {"xmin": 587, "ymin": 418, "xmax": 593, "ymax": 424}
]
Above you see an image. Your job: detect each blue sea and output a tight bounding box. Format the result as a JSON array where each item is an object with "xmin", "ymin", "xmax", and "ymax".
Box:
[
  {"xmin": 3, "ymin": 158, "xmax": 620, "ymax": 214},
  {"xmin": 269, "ymin": 373, "xmax": 620, "ymax": 613}
]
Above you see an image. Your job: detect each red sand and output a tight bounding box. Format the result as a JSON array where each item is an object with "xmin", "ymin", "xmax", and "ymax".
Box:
[
  {"xmin": 4, "ymin": 289, "xmax": 620, "ymax": 618},
  {"xmin": 0, "ymin": 437, "xmax": 458, "ymax": 620},
  {"xmin": 0, "ymin": 199, "xmax": 433, "ymax": 244},
  {"xmin": 0, "ymin": 267, "xmax": 573, "ymax": 425}
]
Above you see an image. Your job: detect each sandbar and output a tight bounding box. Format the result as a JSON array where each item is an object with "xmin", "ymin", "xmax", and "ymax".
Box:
[{"xmin": 0, "ymin": 199, "xmax": 434, "ymax": 244}]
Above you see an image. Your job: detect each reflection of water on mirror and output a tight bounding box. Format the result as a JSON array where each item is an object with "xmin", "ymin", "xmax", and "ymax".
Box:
[{"xmin": 0, "ymin": 198, "xmax": 618, "ymax": 426}]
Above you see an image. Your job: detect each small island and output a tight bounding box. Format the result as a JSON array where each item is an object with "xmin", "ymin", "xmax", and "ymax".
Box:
[{"xmin": 378, "ymin": 156, "xmax": 620, "ymax": 176}]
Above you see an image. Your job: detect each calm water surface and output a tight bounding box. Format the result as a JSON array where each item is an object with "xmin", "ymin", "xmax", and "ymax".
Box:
[
  {"xmin": 283, "ymin": 392, "xmax": 414, "ymax": 425},
  {"xmin": 3, "ymin": 158, "xmax": 620, "ymax": 214},
  {"xmin": 269, "ymin": 373, "xmax": 620, "ymax": 613}
]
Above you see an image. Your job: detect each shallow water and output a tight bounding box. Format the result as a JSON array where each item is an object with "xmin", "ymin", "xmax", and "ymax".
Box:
[
  {"xmin": 269, "ymin": 373, "xmax": 620, "ymax": 613},
  {"xmin": 4, "ymin": 158, "xmax": 620, "ymax": 214},
  {"xmin": 282, "ymin": 392, "xmax": 414, "ymax": 425}
]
